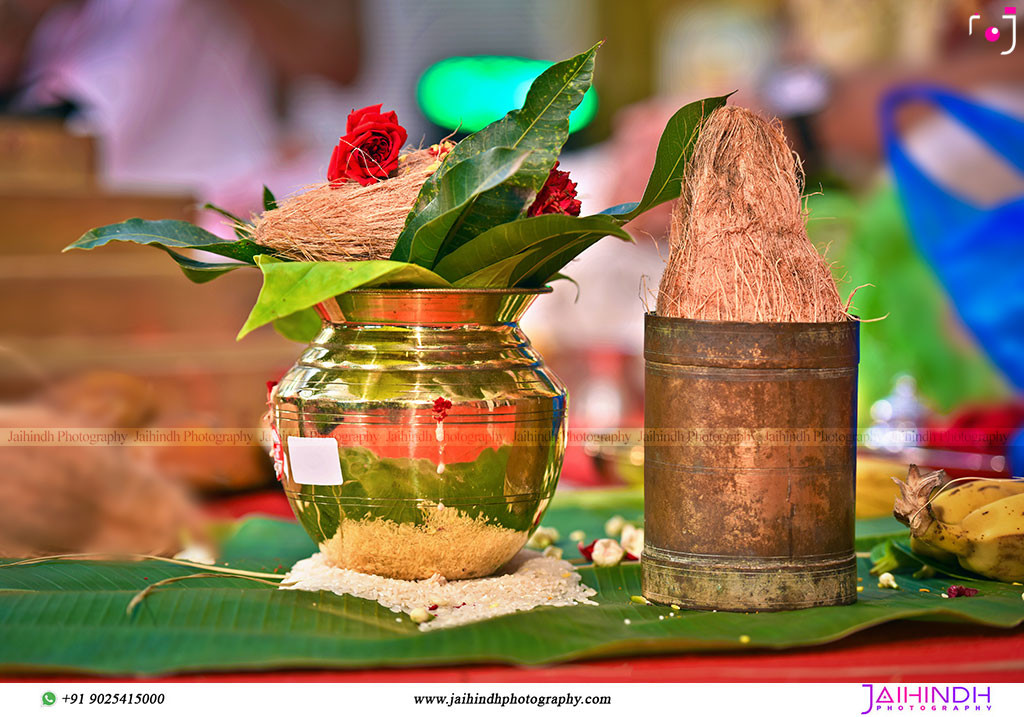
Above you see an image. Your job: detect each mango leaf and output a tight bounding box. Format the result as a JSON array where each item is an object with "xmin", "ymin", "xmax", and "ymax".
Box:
[
  {"xmin": 201, "ymin": 203, "xmax": 251, "ymax": 239},
  {"xmin": 401, "ymin": 43, "xmax": 601, "ymax": 262},
  {"xmin": 451, "ymin": 238, "xmax": 569, "ymax": 288},
  {"xmin": 1, "ymin": 499, "xmax": 1021, "ymax": 676},
  {"xmin": 412, "ymin": 42, "xmax": 600, "ymax": 210},
  {"xmin": 433, "ymin": 214, "xmax": 631, "ymax": 283},
  {"xmin": 156, "ymin": 248, "xmax": 245, "ymax": 284},
  {"xmin": 514, "ymin": 238, "xmax": 603, "ymax": 288},
  {"xmin": 605, "ymin": 93, "xmax": 732, "ymax": 221},
  {"xmin": 454, "ymin": 226, "xmax": 631, "ymax": 289},
  {"xmin": 512, "ymin": 235, "xmax": 611, "ymax": 288},
  {"xmin": 451, "ymin": 252, "xmax": 523, "ymax": 288},
  {"xmin": 389, "ymin": 148, "xmax": 531, "ymax": 266},
  {"xmin": 263, "ymin": 185, "xmax": 277, "ymax": 211},
  {"xmin": 458, "ymin": 95, "xmax": 732, "ymax": 285},
  {"xmin": 549, "ymin": 272, "xmax": 581, "ymax": 301},
  {"xmin": 272, "ymin": 307, "xmax": 322, "ymax": 343},
  {"xmin": 237, "ymin": 256, "xmax": 451, "ymax": 339},
  {"xmin": 65, "ymin": 218, "xmax": 268, "ymax": 265}
]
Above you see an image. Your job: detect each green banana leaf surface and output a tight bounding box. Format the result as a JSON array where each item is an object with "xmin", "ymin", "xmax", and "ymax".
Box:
[{"xmin": 0, "ymin": 490, "xmax": 1021, "ymax": 676}]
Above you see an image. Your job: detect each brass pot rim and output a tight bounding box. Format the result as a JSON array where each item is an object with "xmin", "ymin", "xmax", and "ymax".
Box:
[{"xmin": 317, "ymin": 286, "xmax": 552, "ymax": 325}]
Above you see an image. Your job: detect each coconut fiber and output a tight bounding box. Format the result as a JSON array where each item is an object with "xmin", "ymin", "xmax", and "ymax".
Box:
[
  {"xmin": 250, "ymin": 149, "xmax": 438, "ymax": 262},
  {"xmin": 657, "ymin": 106, "xmax": 846, "ymax": 322}
]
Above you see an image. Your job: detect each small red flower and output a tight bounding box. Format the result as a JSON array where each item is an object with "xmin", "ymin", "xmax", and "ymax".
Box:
[
  {"xmin": 428, "ymin": 140, "xmax": 454, "ymax": 159},
  {"xmin": 946, "ymin": 585, "xmax": 979, "ymax": 598},
  {"xmin": 328, "ymin": 104, "xmax": 408, "ymax": 187},
  {"xmin": 527, "ymin": 161, "xmax": 582, "ymax": 217},
  {"xmin": 432, "ymin": 397, "xmax": 452, "ymax": 422}
]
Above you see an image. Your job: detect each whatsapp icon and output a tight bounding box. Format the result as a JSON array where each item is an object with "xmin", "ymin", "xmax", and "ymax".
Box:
[{"xmin": 42, "ymin": 692, "xmax": 56, "ymax": 706}]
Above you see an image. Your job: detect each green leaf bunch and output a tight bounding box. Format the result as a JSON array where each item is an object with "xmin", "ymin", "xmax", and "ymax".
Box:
[{"xmin": 64, "ymin": 43, "xmax": 729, "ymax": 340}]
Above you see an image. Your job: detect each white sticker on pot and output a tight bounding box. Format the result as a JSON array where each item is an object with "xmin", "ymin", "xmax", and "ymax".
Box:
[{"xmin": 286, "ymin": 436, "xmax": 344, "ymax": 486}]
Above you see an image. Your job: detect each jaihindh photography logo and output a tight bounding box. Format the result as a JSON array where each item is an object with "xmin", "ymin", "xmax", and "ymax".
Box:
[
  {"xmin": 860, "ymin": 684, "xmax": 993, "ymax": 713},
  {"xmin": 970, "ymin": 7, "xmax": 1017, "ymax": 54}
]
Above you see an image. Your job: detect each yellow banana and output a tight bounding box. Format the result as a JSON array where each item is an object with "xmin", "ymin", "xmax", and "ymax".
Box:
[
  {"xmin": 910, "ymin": 476, "xmax": 1024, "ymax": 564},
  {"xmin": 893, "ymin": 465, "xmax": 1024, "ymax": 582},
  {"xmin": 930, "ymin": 479, "xmax": 1024, "ymax": 522},
  {"xmin": 932, "ymin": 493, "xmax": 1024, "ymax": 582}
]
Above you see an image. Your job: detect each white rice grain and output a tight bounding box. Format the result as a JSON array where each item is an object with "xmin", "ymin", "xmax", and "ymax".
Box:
[{"xmin": 280, "ymin": 549, "xmax": 597, "ymax": 631}]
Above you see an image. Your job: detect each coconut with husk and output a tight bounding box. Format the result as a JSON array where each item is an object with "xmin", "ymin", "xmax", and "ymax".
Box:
[
  {"xmin": 642, "ymin": 104, "xmax": 864, "ymax": 611},
  {"xmin": 657, "ymin": 105, "xmax": 847, "ymax": 322},
  {"xmin": 248, "ymin": 147, "xmax": 443, "ymax": 262}
]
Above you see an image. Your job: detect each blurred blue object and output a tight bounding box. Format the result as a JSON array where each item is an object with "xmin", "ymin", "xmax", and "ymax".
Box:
[
  {"xmin": 1010, "ymin": 427, "xmax": 1024, "ymax": 476},
  {"xmin": 882, "ymin": 87, "xmax": 1024, "ymax": 391}
]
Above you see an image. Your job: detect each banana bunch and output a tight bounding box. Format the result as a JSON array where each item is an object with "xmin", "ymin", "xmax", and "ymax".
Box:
[{"xmin": 892, "ymin": 465, "xmax": 1024, "ymax": 582}]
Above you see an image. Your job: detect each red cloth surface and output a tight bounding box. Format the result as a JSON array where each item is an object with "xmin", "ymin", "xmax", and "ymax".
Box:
[{"xmin": 5, "ymin": 623, "xmax": 1022, "ymax": 682}]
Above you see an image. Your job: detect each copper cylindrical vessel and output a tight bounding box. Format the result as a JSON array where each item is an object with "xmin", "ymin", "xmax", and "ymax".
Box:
[{"xmin": 642, "ymin": 316, "xmax": 859, "ymax": 611}]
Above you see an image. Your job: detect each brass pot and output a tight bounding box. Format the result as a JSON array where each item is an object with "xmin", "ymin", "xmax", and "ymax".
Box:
[
  {"xmin": 642, "ymin": 315, "xmax": 859, "ymax": 611},
  {"xmin": 271, "ymin": 288, "xmax": 567, "ymax": 579}
]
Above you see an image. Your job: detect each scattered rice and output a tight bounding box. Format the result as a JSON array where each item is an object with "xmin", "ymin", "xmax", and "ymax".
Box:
[{"xmin": 280, "ymin": 549, "xmax": 597, "ymax": 631}]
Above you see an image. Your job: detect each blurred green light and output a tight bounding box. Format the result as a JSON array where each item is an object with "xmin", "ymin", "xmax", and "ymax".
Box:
[{"xmin": 417, "ymin": 56, "xmax": 598, "ymax": 135}]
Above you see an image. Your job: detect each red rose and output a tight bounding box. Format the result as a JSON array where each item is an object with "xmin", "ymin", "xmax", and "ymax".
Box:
[
  {"xmin": 328, "ymin": 104, "xmax": 408, "ymax": 187},
  {"xmin": 527, "ymin": 161, "xmax": 582, "ymax": 217}
]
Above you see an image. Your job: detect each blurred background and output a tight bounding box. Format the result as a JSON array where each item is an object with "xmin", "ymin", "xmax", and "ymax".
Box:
[{"xmin": 1, "ymin": 0, "xmax": 1022, "ymax": 555}]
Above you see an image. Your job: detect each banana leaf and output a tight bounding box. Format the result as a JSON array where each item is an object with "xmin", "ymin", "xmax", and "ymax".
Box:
[
  {"xmin": 854, "ymin": 515, "xmax": 910, "ymax": 552},
  {"xmin": 1, "ymin": 490, "xmax": 1021, "ymax": 676},
  {"xmin": 890, "ymin": 539, "xmax": 991, "ymax": 582}
]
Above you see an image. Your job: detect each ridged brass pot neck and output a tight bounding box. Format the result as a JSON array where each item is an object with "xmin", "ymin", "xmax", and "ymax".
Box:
[{"xmin": 316, "ymin": 288, "xmax": 552, "ymax": 326}]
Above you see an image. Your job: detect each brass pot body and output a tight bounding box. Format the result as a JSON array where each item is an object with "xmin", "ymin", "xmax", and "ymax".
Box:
[
  {"xmin": 642, "ymin": 315, "xmax": 859, "ymax": 611},
  {"xmin": 271, "ymin": 288, "xmax": 567, "ymax": 580}
]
